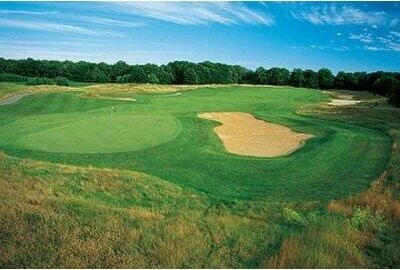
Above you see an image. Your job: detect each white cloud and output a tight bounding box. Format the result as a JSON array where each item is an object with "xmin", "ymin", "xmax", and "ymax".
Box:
[
  {"xmin": 364, "ymin": 46, "xmax": 389, "ymax": 51},
  {"xmin": 390, "ymin": 18, "xmax": 400, "ymax": 27},
  {"xmin": 292, "ymin": 5, "xmax": 386, "ymax": 26},
  {"xmin": 379, "ymin": 38, "xmax": 400, "ymax": 51},
  {"xmin": 349, "ymin": 33, "xmax": 373, "ymax": 43},
  {"xmin": 0, "ymin": 18, "xmax": 125, "ymax": 37},
  {"xmin": 117, "ymin": 2, "xmax": 274, "ymax": 26}
]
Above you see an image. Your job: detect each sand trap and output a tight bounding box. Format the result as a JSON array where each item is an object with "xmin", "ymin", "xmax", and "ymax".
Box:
[
  {"xmin": 327, "ymin": 94, "xmax": 362, "ymax": 106},
  {"xmin": 108, "ymin": 97, "xmax": 136, "ymax": 102},
  {"xmin": 198, "ymin": 112, "xmax": 313, "ymax": 157}
]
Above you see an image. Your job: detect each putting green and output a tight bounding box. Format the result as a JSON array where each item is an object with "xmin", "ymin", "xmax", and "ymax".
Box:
[{"xmin": 1, "ymin": 113, "xmax": 180, "ymax": 153}]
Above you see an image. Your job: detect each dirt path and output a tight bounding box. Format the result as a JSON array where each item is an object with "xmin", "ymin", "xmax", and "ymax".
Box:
[
  {"xmin": 0, "ymin": 92, "xmax": 33, "ymax": 106},
  {"xmin": 199, "ymin": 112, "xmax": 313, "ymax": 158}
]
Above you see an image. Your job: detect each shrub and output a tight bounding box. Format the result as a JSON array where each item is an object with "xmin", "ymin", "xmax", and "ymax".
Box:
[
  {"xmin": 54, "ymin": 76, "xmax": 69, "ymax": 86},
  {"xmin": 350, "ymin": 207, "xmax": 386, "ymax": 233},
  {"xmin": 0, "ymin": 72, "xmax": 28, "ymax": 82},
  {"xmin": 26, "ymin": 77, "xmax": 53, "ymax": 85},
  {"xmin": 282, "ymin": 207, "xmax": 306, "ymax": 225}
]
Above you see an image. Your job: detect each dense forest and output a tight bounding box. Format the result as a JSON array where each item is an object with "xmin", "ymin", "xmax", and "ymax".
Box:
[{"xmin": 0, "ymin": 57, "xmax": 399, "ymax": 106}]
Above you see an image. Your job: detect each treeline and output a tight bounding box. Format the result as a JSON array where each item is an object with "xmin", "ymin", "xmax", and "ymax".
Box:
[{"xmin": 0, "ymin": 57, "xmax": 399, "ymax": 106}]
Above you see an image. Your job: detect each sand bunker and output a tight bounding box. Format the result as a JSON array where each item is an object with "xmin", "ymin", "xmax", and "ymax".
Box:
[
  {"xmin": 198, "ymin": 112, "xmax": 313, "ymax": 157},
  {"xmin": 327, "ymin": 94, "xmax": 362, "ymax": 106},
  {"xmin": 108, "ymin": 97, "xmax": 136, "ymax": 102}
]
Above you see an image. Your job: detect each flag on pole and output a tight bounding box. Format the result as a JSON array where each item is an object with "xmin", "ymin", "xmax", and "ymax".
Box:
[{"xmin": 110, "ymin": 106, "xmax": 115, "ymax": 119}]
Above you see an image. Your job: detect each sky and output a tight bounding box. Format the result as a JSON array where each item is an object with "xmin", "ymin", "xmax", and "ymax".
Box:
[{"xmin": 0, "ymin": 1, "xmax": 399, "ymax": 72}]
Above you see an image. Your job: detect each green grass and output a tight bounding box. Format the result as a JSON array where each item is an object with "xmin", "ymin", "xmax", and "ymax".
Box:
[
  {"xmin": 2, "ymin": 113, "xmax": 180, "ymax": 153},
  {"xmin": 0, "ymin": 85, "xmax": 391, "ymax": 202},
  {"xmin": 0, "ymin": 83, "xmax": 399, "ymax": 268}
]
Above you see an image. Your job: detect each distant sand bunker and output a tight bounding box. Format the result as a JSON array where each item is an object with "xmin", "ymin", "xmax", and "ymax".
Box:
[
  {"xmin": 199, "ymin": 112, "xmax": 313, "ymax": 158},
  {"xmin": 327, "ymin": 94, "xmax": 362, "ymax": 106}
]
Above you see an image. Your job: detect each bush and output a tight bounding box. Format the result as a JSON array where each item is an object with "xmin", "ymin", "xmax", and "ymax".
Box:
[
  {"xmin": 0, "ymin": 72, "xmax": 28, "ymax": 82},
  {"xmin": 350, "ymin": 207, "xmax": 386, "ymax": 233},
  {"xmin": 25, "ymin": 76, "xmax": 70, "ymax": 86},
  {"xmin": 282, "ymin": 207, "xmax": 306, "ymax": 225},
  {"xmin": 54, "ymin": 76, "xmax": 69, "ymax": 86},
  {"xmin": 26, "ymin": 77, "xmax": 54, "ymax": 85}
]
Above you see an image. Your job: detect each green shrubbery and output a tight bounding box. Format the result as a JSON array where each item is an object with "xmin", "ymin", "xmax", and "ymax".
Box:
[
  {"xmin": 350, "ymin": 207, "xmax": 386, "ymax": 233},
  {"xmin": 54, "ymin": 76, "xmax": 70, "ymax": 86},
  {"xmin": 282, "ymin": 207, "xmax": 306, "ymax": 226},
  {"xmin": 26, "ymin": 76, "xmax": 70, "ymax": 86},
  {"xmin": 26, "ymin": 77, "xmax": 54, "ymax": 85},
  {"xmin": 0, "ymin": 72, "xmax": 28, "ymax": 82},
  {"xmin": 0, "ymin": 72, "xmax": 70, "ymax": 86}
]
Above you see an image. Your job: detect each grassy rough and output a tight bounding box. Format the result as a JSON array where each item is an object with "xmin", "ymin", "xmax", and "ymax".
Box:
[{"xmin": 0, "ymin": 155, "xmax": 282, "ymax": 268}]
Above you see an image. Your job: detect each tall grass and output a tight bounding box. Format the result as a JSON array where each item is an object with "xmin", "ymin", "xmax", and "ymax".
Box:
[{"xmin": 0, "ymin": 154, "xmax": 280, "ymax": 268}]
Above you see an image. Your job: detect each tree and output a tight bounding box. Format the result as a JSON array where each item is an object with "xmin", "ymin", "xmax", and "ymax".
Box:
[
  {"xmin": 318, "ymin": 68, "xmax": 334, "ymax": 89},
  {"xmin": 183, "ymin": 68, "xmax": 199, "ymax": 84},
  {"xmin": 372, "ymin": 75, "xmax": 400, "ymax": 97},
  {"xmin": 0, "ymin": 57, "xmax": 399, "ymax": 98},
  {"xmin": 158, "ymin": 65, "xmax": 175, "ymax": 84},
  {"xmin": 113, "ymin": 61, "xmax": 129, "ymax": 75},
  {"xmin": 303, "ymin": 70, "xmax": 319, "ymax": 89},
  {"xmin": 127, "ymin": 66, "xmax": 148, "ymax": 83},
  {"xmin": 290, "ymin": 68, "xmax": 305, "ymax": 87},
  {"xmin": 388, "ymin": 82, "xmax": 400, "ymax": 107},
  {"xmin": 255, "ymin": 67, "xmax": 268, "ymax": 84},
  {"xmin": 268, "ymin": 68, "xmax": 290, "ymax": 85},
  {"xmin": 89, "ymin": 67, "xmax": 108, "ymax": 82},
  {"xmin": 147, "ymin": 73, "xmax": 160, "ymax": 84}
]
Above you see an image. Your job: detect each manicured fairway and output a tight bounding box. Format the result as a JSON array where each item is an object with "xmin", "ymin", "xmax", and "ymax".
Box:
[{"xmin": 0, "ymin": 86, "xmax": 392, "ymax": 202}]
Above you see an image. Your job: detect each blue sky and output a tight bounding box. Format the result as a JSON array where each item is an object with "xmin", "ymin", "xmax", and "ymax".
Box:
[{"xmin": 0, "ymin": 1, "xmax": 399, "ymax": 72}]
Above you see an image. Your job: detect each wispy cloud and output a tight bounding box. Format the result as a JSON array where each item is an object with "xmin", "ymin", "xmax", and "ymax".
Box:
[
  {"xmin": 348, "ymin": 31, "xmax": 400, "ymax": 52},
  {"xmin": 292, "ymin": 5, "xmax": 386, "ymax": 26},
  {"xmin": 69, "ymin": 15, "xmax": 146, "ymax": 28},
  {"xmin": 290, "ymin": 44, "xmax": 350, "ymax": 52},
  {"xmin": 117, "ymin": 2, "xmax": 274, "ymax": 26},
  {"xmin": 0, "ymin": 18, "xmax": 125, "ymax": 37},
  {"xmin": 0, "ymin": 9, "xmax": 57, "ymax": 15},
  {"xmin": 390, "ymin": 31, "xmax": 400, "ymax": 38}
]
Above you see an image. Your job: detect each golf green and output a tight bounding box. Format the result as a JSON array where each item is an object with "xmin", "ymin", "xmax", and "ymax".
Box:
[{"xmin": 1, "ymin": 114, "xmax": 180, "ymax": 153}]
